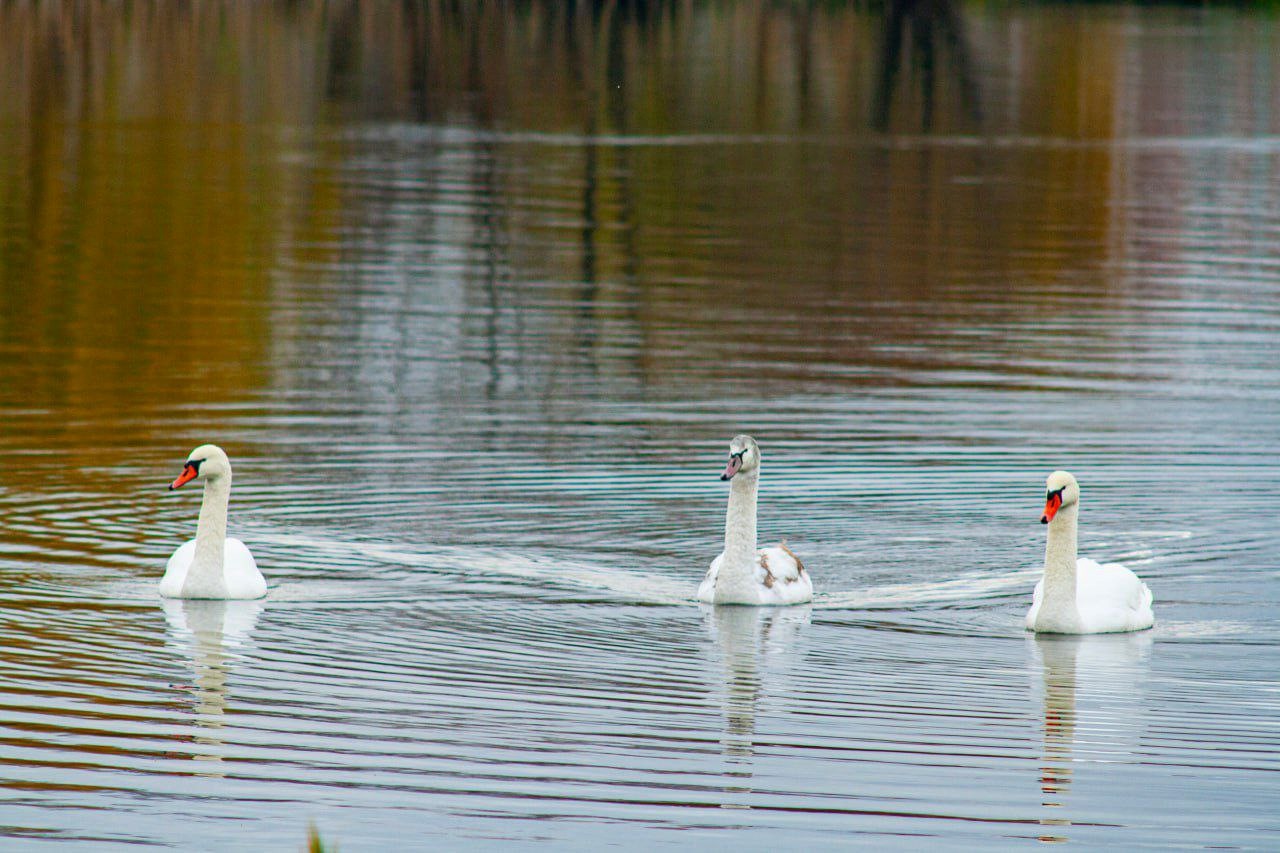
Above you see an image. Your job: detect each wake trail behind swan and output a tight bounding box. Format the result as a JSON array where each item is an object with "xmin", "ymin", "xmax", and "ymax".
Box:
[{"xmin": 255, "ymin": 532, "xmax": 1038, "ymax": 610}]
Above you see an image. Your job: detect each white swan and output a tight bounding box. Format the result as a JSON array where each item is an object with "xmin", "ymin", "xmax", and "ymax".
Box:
[
  {"xmin": 160, "ymin": 444, "xmax": 266, "ymax": 600},
  {"xmin": 1025, "ymin": 471, "xmax": 1153, "ymax": 634},
  {"xmin": 698, "ymin": 435, "xmax": 813, "ymax": 606}
]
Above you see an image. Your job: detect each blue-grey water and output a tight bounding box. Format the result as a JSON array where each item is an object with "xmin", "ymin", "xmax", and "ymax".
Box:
[{"xmin": 0, "ymin": 3, "xmax": 1277, "ymax": 849}]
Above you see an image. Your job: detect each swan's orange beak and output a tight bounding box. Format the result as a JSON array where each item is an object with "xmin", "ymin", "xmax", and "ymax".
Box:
[
  {"xmin": 720, "ymin": 455, "xmax": 742, "ymax": 481},
  {"xmin": 169, "ymin": 464, "xmax": 199, "ymax": 491},
  {"xmin": 1041, "ymin": 492, "xmax": 1062, "ymax": 524}
]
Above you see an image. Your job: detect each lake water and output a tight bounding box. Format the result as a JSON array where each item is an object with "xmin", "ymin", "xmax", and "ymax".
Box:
[{"xmin": 0, "ymin": 2, "xmax": 1278, "ymax": 849}]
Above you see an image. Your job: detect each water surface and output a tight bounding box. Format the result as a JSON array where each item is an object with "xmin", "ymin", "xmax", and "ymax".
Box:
[{"xmin": 0, "ymin": 2, "xmax": 1278, "ymax": 849}]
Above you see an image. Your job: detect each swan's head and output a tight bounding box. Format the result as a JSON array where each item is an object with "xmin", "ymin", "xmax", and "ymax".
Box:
[
  {"xmin": 1041, "ymin": 470, "xmax": 1079, "ymax": 523},
  {"xmin": 169, "ymin": 444, "xmax": 232, "ymax": 490},
  {"xmin": 720, "ymin": 435, "xmax": 761, "ymax": 481}
]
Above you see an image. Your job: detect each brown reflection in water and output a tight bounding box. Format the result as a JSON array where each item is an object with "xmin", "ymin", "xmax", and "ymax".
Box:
[
  {"xmin": 0, "ymin": 602, "xmax": 174, "ymax": 793},
  {"xmin": 0, "ymin": 1, "xmax": 1254, "ymax": 446},
  {"xmin": 0, "ymin": 4, "xmax": 321, "ymax": 458},
  {"xmin": 874, "ymin": 0, "xmax": 981, "ymax": 132}
]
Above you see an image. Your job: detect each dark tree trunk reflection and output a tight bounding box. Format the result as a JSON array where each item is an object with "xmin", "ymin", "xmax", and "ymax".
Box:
[{"xmin": 873, "ymin": 0, "xmax": 981, "ymax": 132}]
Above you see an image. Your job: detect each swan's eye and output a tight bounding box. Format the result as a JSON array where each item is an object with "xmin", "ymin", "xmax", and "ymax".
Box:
[
  {"xmin": 187, "ymin": 459, "xmax": 204, "ymax": 473},
  {"xmin": 730, "ymin": 449, "xmax": 747, "ymax": 461},
  {"xmin": 1046, "ymin": 486, "xmax": 1065, "ymax": 501}
]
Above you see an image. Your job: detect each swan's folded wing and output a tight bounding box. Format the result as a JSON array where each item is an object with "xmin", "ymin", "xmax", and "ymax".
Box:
[
  {"xmin": 697, "ymin": 553, "xmax": 723, "ymax": 602},
  {"xmin": 1077, "ymin": 559, "xmax": 1145, "ymax": 602},
  {"xmin": 1077, "ymin": 558, "xmax": 1155, "ymax": 631},
  {"xmin": 160, "ymin": 539, "xmax": 198, "ymax": 598},
  {"xmin": 754, "ymin": 544, "xmax": 813, "ymax": 604},
  {"xmin": 223, "ymin": 537, "xmax": 267, "ymax": 599},
  {"xmin": 758, "ymin": 544, "xmax": 806, "ymax": 585},
  {"xmin": 1025, "ymin": 577, "xmax": 1046, "ymax": 629}
]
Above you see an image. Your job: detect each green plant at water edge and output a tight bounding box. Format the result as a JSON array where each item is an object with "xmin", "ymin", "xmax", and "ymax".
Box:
[{"xmin": 306, "ymin": 824, "xmax": 335, "ymax": 853}]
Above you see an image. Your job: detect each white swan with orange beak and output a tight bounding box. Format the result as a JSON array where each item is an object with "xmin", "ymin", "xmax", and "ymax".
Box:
[
  {"xmin": 1025, "ymin": 470, "xmax": 1153, "ymax": 634},
  {"xmin": 160, "ymin": 444, "xmax": 267, "ymax": 600}
]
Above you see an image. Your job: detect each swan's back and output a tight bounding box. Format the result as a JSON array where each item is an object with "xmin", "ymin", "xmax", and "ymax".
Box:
[
  {"xmin": 160, "ymin": 538, "xmax": 265, "ymax": 600},
  {"xmin": 1075, "ymin": 558, "xmax": 1154, "ymax": 633},
  {"xmin": 222, "ymin": 538, "xmax": 266, "ymax": 598},
  {"xmin": 699, "ymin": 544, "xmax": 812, "ymax": 605},
  {"xmin": 1027, "ymin": 558, "xmax": 1154, "ymax": 634}
]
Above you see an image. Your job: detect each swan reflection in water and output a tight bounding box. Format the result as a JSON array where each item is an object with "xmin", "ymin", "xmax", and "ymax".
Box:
[
  {"xmin": 703, "ymin": 604, "xmax": 811, "ymax": 805},
  {"xmin": 1031, "ymin": 632, "xmax": 1152, "ymax": 843},
  {"xmin": 162, "ymin": 598, "xmax": 264, "ymax": 774}
]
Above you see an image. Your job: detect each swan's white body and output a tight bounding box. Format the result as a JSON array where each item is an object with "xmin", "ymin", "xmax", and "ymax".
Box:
[
  {"xmin": 161, "ymin": 537, "xmax": 264, "ymax": 600},
  {"xmin": 1026, "ymin": 471, "xmax": 1153, "ymax": 634},
  {"xmin": 161, "ymin": 445, "xmax": 266, "ymax": 600},
  {"xmin": 699, "ymin": 436, "xmax": 812, "ymax": 606}
]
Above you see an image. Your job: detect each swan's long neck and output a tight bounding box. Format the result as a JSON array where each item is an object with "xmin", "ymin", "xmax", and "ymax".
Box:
[
  {"xmin": 1039, "ymin": 502, "xmax": 1080, "ymax": 630},
  {"xmin": 717, "ymin": 471, "xmax": 760, "ymax": 600},
  {"xmin": 183, "ymin": 473, "xmax": 231, "ymax": 598}
]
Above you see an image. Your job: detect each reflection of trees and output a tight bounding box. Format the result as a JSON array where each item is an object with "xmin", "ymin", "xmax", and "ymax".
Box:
[
  {"xmin": 0, "ymin": 0, "xmax": 1149, "ymax": 430},
  {"xmin": 0, "ymin": 1, "xmax": 983, "ymax": 137},
  {"xmin": 0, "ymin": 3, "xmax": 309, "ymax": 457},
  {"xmin": 873, "ymin": 0, "xmax": 981, "ymax": 131}
]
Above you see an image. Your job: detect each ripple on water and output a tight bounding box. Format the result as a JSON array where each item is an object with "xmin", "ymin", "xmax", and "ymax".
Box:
[{"xmin": 0, "ymin": 3, "xmax": 1279, "ymax": 847}]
